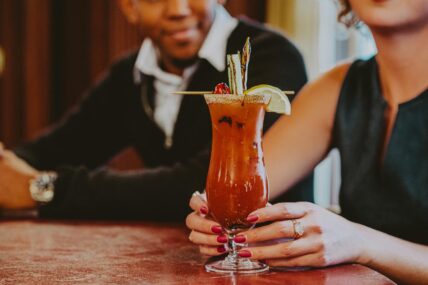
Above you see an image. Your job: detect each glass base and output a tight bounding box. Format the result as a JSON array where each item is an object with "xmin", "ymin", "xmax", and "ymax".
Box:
[{"xmin": 205, "ymin": 258, "xmax": 269, "ymax": 274}]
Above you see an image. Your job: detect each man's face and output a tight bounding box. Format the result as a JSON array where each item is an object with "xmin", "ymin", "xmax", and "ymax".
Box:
[{"xmin": 132, "ymin": 0, "xmax": 220, "ymax": 67}]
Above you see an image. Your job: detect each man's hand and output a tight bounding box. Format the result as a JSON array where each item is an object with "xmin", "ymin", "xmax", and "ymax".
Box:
[
  {"xmin": 0, "ymin": 143, "xmax": 39, "ymax": 209},
  {"xmin": 0, "ymin": 141, "xmax": 4, "ymax": 157}
]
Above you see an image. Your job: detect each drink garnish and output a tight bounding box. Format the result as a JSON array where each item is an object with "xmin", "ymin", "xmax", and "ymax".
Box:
[
  {"xmin": 241, "ymin": 37, "xmax": 251, "ymax": 91},
  {"xmin": 226, "ymin": 37, "xmax": 250, "ymax": 94},
  {"xmin": 245, "ymin": 84, "xmax": 291, "ymax": 115},
  {"xmin": 210, "ymin": 38, "xmax": 291, "ymax": 115},
  {"xmin": 227, "ymin": 54, "xmax": 244, "ymax": 94},
  {"xmin": 214, "ymin": 83, "xmax": 231, "ymax": 94}
]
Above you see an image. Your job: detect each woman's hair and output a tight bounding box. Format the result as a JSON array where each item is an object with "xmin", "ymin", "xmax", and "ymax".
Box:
[{"xmin": 337, "ymin": 0, "xmax": 359, "ymax": 27}]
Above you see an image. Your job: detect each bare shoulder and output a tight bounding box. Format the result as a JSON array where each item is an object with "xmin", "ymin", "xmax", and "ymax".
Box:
[
  {"xmin": 301, "ymin": 61, "xmax": 352, "ymax": 99},
  {"xmin": 290, "ymin": 61, "xmax": 353, "ymax": 130},
  {"xmin": 263, "ymin": 62, "xmax": 354, "ymax": 194}
]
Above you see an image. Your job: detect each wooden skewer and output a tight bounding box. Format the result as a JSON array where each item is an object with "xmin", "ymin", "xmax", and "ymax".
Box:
[{"xmin": 173, "ymin": 90, "xmax": 295, "ymax": 95}]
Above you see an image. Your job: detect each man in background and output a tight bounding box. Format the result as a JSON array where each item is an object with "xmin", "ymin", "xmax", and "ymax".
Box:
[{"xmin": 0, "ymin": 0, "xmax": 311, "ymax": 220}]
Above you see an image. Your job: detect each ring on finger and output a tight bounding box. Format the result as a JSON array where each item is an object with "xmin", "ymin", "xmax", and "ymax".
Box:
[{"xmin": 291, "ymin": 219, "xmax": 305, "ymax": 239}]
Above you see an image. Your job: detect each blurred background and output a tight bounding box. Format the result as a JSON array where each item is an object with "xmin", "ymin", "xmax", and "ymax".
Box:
[{"xmin": 0, "ymin": 0, "xmax": 376, "ymax": 208}]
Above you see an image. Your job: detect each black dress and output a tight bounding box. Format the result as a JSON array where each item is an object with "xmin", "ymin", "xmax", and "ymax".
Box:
[{"xmin": 332, "ymin": 57, "xmax": 428, "ymax": 244}]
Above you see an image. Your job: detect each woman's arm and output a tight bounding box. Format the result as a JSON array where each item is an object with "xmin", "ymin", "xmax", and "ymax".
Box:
[
  {"xmin": 238, "ymin": 203, "xmax": 428, "ymax": 285},
  {"xmin": 357, "ymin": 223, "xmax": 428, "ymax": 285},
  {"xmin": 264, "ymin": 63, "xmax": 350, "ymax": 199}
]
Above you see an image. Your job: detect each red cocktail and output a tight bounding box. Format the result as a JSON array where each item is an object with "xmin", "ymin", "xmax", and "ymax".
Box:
[{"xmin": 204, "ymin": 93, "xmax": 270, "ymax": 274}]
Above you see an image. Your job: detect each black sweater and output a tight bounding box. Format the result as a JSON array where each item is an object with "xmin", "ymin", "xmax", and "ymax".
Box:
[{"xmin": 15, "ymin": 19, "xmax": 311, "ymax": 220}]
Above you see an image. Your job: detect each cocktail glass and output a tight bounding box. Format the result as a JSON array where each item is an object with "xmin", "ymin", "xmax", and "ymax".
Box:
[{"xmin": 204, "ymin": 94, "xmax": 270, "ymax": 274}]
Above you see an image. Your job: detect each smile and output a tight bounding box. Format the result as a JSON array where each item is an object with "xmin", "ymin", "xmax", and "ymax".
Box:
[{"xmin": 163, "ymin": 27, "xmax": 199, "ymax": 42}]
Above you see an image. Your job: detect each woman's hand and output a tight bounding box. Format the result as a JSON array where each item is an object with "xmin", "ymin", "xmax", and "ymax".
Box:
[
  {"xmin": 236, "ymin": 202, "xmax": 368, "ymax": 268},
  {"xmin": 185, "ymin": 192, "xmax": 229, "ymax": 256}
]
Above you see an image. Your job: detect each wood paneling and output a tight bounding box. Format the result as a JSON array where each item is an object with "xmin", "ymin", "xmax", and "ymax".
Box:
[
  {"xmin": 1, "ymin": 0, "xmax": 23, "ymax": 146},
  {"xmin": 23, "ymin": 0, "xmax": 51, "ymax": 139},
  {"xmin": 0, "ymin": 0, "xmax": 51, "ymax": 146},
  {"xmin": 0, "ymin": 47, "xmax": 5, "ymax": 77},
  {"xmin": 226, "ymin": 0, "xmax": 266, "ymax": 22},
  {"xmin": 51, "ymin": 0, "xmax": 142, "ymax": 119}
]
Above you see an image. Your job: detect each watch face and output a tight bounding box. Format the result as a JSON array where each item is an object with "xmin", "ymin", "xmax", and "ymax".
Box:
[
  {"xmin": 29, "ymin": 173, "xmax": 56, "ymax": 203},
  {"xmin": 32, "ymin": 187, "xmax": 54, "ymax": 203}
]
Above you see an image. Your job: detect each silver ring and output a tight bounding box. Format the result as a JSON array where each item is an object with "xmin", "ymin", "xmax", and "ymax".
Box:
[
  {"xmin": 291, "ymin": 219, "xmax": 305, "ymax": 239},
  {"xmin": 192, "ymin": 191, "xmax": 201, "ymax": 198}
]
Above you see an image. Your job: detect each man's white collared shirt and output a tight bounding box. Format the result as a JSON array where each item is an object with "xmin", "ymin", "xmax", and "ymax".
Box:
[{"xmin": 133, "ymin": 5, "xmax": 238, "ymax": 148}]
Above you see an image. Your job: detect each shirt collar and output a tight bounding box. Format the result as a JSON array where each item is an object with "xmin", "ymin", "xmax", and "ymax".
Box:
[
  {"xmin": 133, "ymin": 5, "xmax": 238, "ymax": 84},
  {"xmin": 133, "ymin": 39, "xmax": 183, "ymax": 85},
  {"xmin": 198, "ymin": 5, "xmax": 238, "ymax": 72}
]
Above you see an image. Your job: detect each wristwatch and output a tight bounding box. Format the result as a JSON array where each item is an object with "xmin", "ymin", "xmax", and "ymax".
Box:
[{"xmin": 29, "ymin": 172, "xmax": 57, "ymax": 204}]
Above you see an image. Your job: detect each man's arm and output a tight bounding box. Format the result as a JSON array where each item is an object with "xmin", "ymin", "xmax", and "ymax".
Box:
[
  {"xmin": 38, "ymin": 147, "xmax": 210, "ymax": 221},
  {"xmin": 13, "ymin": 58, "xmax": 135, "ymax": 171},
  {"xmin": 1, "ymin": 140, "xmax": 209, "ymax": 220}
]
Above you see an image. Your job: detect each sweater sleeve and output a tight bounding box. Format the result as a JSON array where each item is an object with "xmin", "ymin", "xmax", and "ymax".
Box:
[
  {"xmin": 38, "ymin": 148, "xmax": 210, "ymax": 221},
  {"xmin": 14, "ymin": 62, "xmax": 132, "ymax": 171}
]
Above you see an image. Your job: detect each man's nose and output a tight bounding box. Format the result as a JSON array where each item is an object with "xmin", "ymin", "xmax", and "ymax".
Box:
[{"xmin": 165, "ymin": 0, "xmax": 191, "ymax": 19}]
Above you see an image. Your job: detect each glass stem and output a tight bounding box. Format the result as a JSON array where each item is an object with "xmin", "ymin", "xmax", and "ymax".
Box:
[
  {"xmin": 225, "ymin": 233, "xmax": 247, "ymax": 265},
  {"xmin": 225, "ymin": 234, "xmax": 238, "ymax": 264}
]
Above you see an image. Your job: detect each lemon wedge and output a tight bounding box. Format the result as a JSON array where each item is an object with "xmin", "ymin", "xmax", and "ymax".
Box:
[{"xmin": 245, "ymin": 84, "xmax": 291, "ymax": 115}]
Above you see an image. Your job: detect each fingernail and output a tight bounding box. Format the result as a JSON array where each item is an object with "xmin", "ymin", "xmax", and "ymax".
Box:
[
  {"xmin": 217, "ymin": 235, "xmax": 228, "ymax": 243},
  {"xmin": 234, "ymin": 235, "xmax": 246, "ymax": 243},
  {"xmin": 211, "ymin": 226, "xmax": 223, "ymax": 234},
  {"xmin": 246, "ymin": 215, "xmax": 258, "ymax": 223},
  {"xmin": 200, "ymin": 206, "xmax": 208, "ymax": 215},
  {"xmin": 238, "ymin": 250, "xmax": 252, "ymax": 258},
  {"xmin": 217, "ymin": 245, "xmax": 226, "ymax": 253}
]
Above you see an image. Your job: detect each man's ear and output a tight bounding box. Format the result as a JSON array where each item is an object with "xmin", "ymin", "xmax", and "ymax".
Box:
[{"xmin": 118, "ymin": 0, "xmax": 140, "ymax": 25}]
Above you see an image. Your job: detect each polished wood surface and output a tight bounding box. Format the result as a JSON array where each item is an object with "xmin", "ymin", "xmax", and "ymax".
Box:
[{"xmin": 0, "ymin": 220, "xmax": 395, "ymax": 284}]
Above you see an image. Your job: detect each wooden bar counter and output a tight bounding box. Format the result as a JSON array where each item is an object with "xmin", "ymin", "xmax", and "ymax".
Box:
[{"xmin": 0, "ymin": 220, "xmax": 395, "ymax": 284}]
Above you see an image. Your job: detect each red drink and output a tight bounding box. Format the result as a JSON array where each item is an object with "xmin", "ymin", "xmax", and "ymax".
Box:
[
  {"xmin": 202, "ymin": 38, "xmax": 280, "ymax": 274},
  {"xmin": 205, "ymin": 94, "xmax": 269, "ymax": 232}
]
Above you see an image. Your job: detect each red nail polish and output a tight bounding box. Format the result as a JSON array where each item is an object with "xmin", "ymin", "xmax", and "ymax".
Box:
[
  {"xmin": 211, "ymin": 226, "xmax": 223, "ymax": 234},
  {"xmin": 217, "ymin": 235, "xmax": 228, "ymax": 243},
  {"xmin": 238, "ymin": 250, "xmax": 252, "ymax": 258},
  {"xmin": 246, "ymin": 215, "xmax": 258, "ymax": 223},
  {"xmin": 217, "ymin": 246, "xmax": 226, "ymax": 253},
  {"xmin": 200, "ymin": 206, "xmax": 208, "ymax": 215},
  {"xmin": 234, "ymin": 235, "xmax": 246, "ymax": 243}
]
